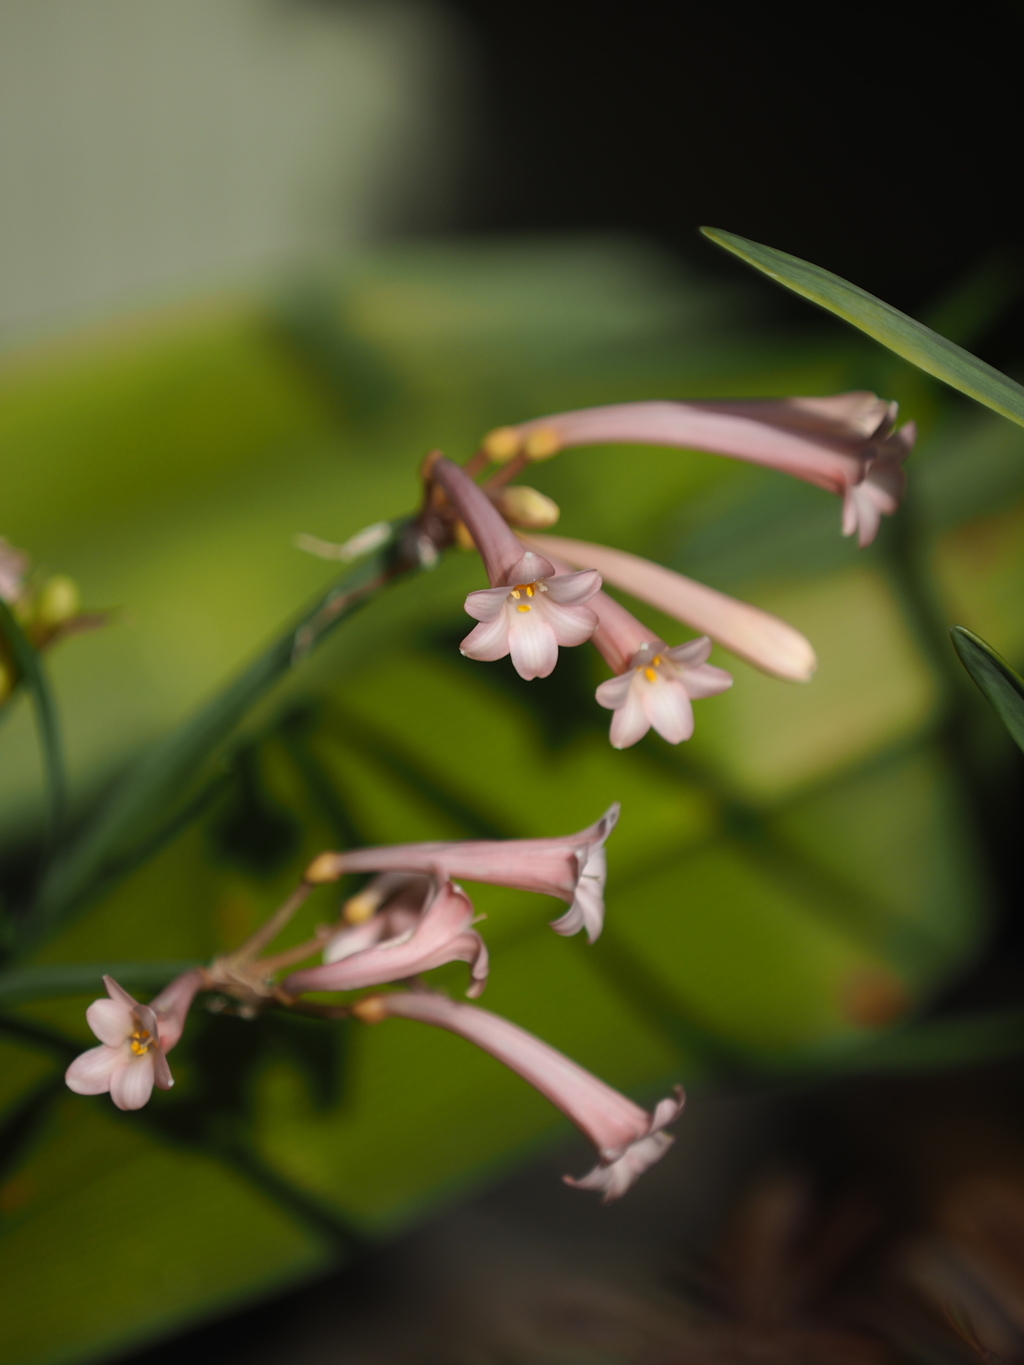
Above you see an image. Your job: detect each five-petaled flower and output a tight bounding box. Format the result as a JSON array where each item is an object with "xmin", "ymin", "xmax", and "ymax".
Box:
[
  {"xmin": 354, "ymin": 989, "xmax": 685, "ymax": 1201},
  {"xmin": 65, "ymin": 971, "xmax": 204, "ymax": 1110}
]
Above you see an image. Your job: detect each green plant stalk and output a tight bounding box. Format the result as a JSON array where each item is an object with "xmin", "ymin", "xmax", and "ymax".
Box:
[
  {"xmin": 0, "ymin": 598, "xmax": 68, "ymax": 846},
  {"xmin": 18, "ymin": 517, "xmax": 420, "ymax": 954},
  {"xmin": 701, "ymin": 227, "xmax": 1024, "ymax": 429}
]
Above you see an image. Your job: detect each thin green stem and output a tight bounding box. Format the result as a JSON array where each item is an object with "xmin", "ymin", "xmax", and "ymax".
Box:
[{"xmin": 0, "ymin": 599, "xmax": 68, "ymax": 849}]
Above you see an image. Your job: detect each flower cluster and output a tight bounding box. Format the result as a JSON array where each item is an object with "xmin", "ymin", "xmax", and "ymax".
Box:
[
  {"xmin": 424, "ymin": 393, "xmax": 914, "ymax": 749},
  {"xmin": 66, "ymin": 808, "xmax": 683, "ymax": 1199},
  {"xmin": 0, "ymin": 535, "xmax": 105, "ymax": 705}
]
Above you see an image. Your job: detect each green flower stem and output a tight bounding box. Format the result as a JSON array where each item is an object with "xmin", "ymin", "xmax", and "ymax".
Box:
[{"xmin": 0, "ymin": 598, "xmax": 68, "ymax": 848}]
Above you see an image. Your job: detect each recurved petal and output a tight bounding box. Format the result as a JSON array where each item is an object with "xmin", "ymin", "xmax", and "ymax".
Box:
[
  {"xmin": 508, "ymin": 613, "xmax": 559, "ymax": 679},
  {"xmin": 86, "ymin": 997, "xmax": 134, "ymax": 1047},
  {"xmin": 680, "ymin": 662, "xmax": 733, "ymax": 699},
  {"xmin": 505, "ymin": 550, "xmax": 556, "ymax": 584},
  {"xmin": 110, "ymin": 1057, "xmax": 157, "ymax": 1111},
  {"xmin": 641, "ymin": 678, "xmax": 694, "ymax": 744},
  {"xmin": 542, "ymin": 568, "xmax": 602, "ymax": 605},
  {"xmin": 65, "ymin": 1045, "xmax": 122, "ymax": 1095},
  {"xmin": 463, "ymin": 584, "xmax": 512, "ymax": 622},
  {"xmin": 460, "ymin": 613, "xmax": 512, "ymax": 662},
  {"xmin": 609, "ymin": 684, "xmax": 651, "ymax": 749},
  {"xmin": 151, "ymin": 1050, "xmax": 175, "ymax": 1091},
  {"xmin": 663, "ymin": 637, "xmax": 712, "ymax": 667},
  {"xmin": 565, "ymin": 1131, "xmax": 676, "ymax": 1203}
]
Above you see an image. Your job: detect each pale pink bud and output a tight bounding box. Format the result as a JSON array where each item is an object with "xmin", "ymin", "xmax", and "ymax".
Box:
[
  {"xmin": 320, "ymin": 804, "xmax": 618, "ymax": 944},
  {"xmin": 431, "ymin": 458, "xmax": 601, "ymax": 680},
  {"xmin": 360, "ymin": 990, "xmax": 685, "ymax": 1201},
  {"xmin": 502, "ymin": 394, "xmax": 914, "ymax": 546},
  {"xmin": 0, "ymin": 537, "xmax": 29, "ymax": 605},
  {"xmin": 284, "ymin": 879, "xmax": 489, "ymax": 998},
  {"xmin": 65, "ymin": 976, "xmax": 176, "ymax": 1111},
  {"xmin": 527, "ymin": 534, "xmax": 816, "ymax": 682}
]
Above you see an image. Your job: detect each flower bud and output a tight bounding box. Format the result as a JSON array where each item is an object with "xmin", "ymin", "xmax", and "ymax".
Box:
[
  {"xmin": 492, "ymin": 486, "xmax": 561, "ymax": 529},
  {"xmin": 351, "ymin": 995, "xmax": 389, "ymax": 1024},
  {"xmin": 523, "ymin": 428, "xmax": 561, "ymax": 461},
  {"xmin": 35, "ymin": 575, "xmax": 80, "ymax": 628},
  {"xmin": 481, "ymin": 427, "xmax": 521, "ymax": 463},
  {"xmin": 304, "ymin": 851, "xmax": 344, "ymax": 885}
]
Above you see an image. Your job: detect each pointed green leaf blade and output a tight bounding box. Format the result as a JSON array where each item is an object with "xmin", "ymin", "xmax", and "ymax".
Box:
[
  {"xmin": 951, "ymin": 625, "xmax": 1024, "ymax": 752},
  {"xmin": 701, "ymin": 227, "xmax": 1024, "ymax": 429}
]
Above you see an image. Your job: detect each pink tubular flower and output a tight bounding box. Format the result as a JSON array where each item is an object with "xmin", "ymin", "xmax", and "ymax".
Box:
[
  {"xmin": 64, "ymin": 970, "xmax": 204, "ymax": 1110},
  {"xmin": 356, "ymin": 989, "xmax": 685, "ymax": 1201},
  {"xmin": 492, "ymin": 393, "xmax": 915, "ymax": 547},
  {"xmin": 304, "ymin": 804, "xmax": 619, "ymax": 943},
  {"xmin": 283, "ymin": 879, "xmax": 489, "ymax": 999},
  {"xmin": 525, "ymin": 534, "xmax": 817, "ymax": 683},
  {"xmin": 431, "ymin": 457, "xmax": 601, "ymax": 680}
]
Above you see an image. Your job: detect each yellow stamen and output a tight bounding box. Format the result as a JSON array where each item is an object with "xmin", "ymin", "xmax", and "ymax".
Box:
[
  {"xmin": 510, "ymin": 588, "xmax": 521, "ymax": 599},
  {"xmin": 525, "ymin": 584, "xmax": 534, "ymax": 597},
  {"xmin": 651, "ymin": 655, "xmax": 662, "ymax": 666},
  {"xmin": 129, "ymin": 1029, "xmax": 152, "ymax": 1056},
  {"xmin": 644, "ymin": 667, "xmax": 657, "ymax": 682},
  {"xmin": 517, "ymin": 604, "xmax": 531, "ymax": 612},
  {"xmin": 523, "ymin": 428, "xmax": 561, "ymax": 461},
  {"xmin": 482, "ymin": 426, "xmax": 521, "ymax": 463}
]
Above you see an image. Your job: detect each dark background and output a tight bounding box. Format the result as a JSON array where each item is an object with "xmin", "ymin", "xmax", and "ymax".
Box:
[{"xmin": 445, "ymin": 0, "xmax": 1024, "ymax": 358}]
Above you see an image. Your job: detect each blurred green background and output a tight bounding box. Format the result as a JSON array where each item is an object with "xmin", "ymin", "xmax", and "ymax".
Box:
[{"xmin": 2, "ymin": 4, "xmax": 1024, "ymax": 1364}]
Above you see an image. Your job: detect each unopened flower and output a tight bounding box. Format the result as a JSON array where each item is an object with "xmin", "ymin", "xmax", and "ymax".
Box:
[
  {"xmin": 284, "ymin": 878, "xmax": 489, "ymax": 999},
  {"xmin": 526, "ymin": 533, "xmax": 816, "ymax": 683},
  {"xmin": 596, "ymin": 639, "xmax": 732, "ymax": 749},
  {"xmin": 354, "ymin": 989, "xmax": 685, "ymax": 1201},
  {"xmin": 486, "ymin": 393, "xmax": 915, "ymax": 547},
  {"xmin": 430, "ymin": 457, "xmax": 601, "ymax": 680},
  {"xmin": 64, "ymin": 970, "xmax": 204, "ymax": 1110},
  {"xmin": 304, "ymin": 804, "xmax": 619, "ymax": 943},
  {"xmin": 0, "ymin": 538, "xmax": 29, "ymax": 605}
]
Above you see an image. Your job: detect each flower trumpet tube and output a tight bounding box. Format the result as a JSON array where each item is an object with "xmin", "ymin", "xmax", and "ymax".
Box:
[
  {"xmin": 64, "ymin": 970, "xmax": 204, "ymax": 1110},
  {"xmin": 354, "ymin": 990, "xmax": 685, "ymax": 1201},
  {"xmin": 525, "ymin": 534, "xmax": 816, "ymax": 683},
  {"xmin": 283, "ymin": 878, "xmax": 489, "ymax": 999},
  {"xmin": 486, "ymin": 393, "xmax": 915, "ymax": 547},
  {"xmin": 304, "ymin": 804, "xmax": 619, "ymax": 943},
  {"xmin": 430, "ymin": 456, "xmax": 601, "ymax": 680}
]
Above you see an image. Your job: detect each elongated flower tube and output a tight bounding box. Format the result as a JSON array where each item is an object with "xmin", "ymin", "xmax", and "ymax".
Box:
[
  {"xmin": 525, "ymin": 534, "xmax": 816, "ymax": 682},
  {"xmin": 284, "ymin": 879, "xmax": 489, "ymax": 999},
  {"xmin": 430, "ymin": 456, "xmax": 601, "ymax": 680},
  {"xmin": 304, "ymin": 804, "xmax": 619, "ymax": 943},
  {"xmin": 355, "ymin": 990, "xmax": 685, "ymax": 1201},
  {"xmin": 487, "ymin": 394, "xmax": 915, "ymax": 547}
]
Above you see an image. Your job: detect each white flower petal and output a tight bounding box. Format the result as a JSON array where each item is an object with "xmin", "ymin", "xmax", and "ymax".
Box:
[
  {"xmin": 537, "ymin": 596, "xmax": 598, "ymax": 647},
  {"xmin": 641, "ymin": 677, "xmax": 694, "ymax": 743},
  {"xmin": 460, "ymin": 612, "xmax": 512, "ymax": 661},
  {"xmin": 110, "ymin": 1056, "xmax": 157, "ymax": 1110},
  {"xmin": 65, "ymin": 1045, "xmax": 124, "ymax": 1095},
  {"xmin": 565, "ymin": 1130, "xmax": 676, "ymax": 1203},
  {"xmin": 86, "ymin": 997, "xmax": 134, "ymax": 1047},
  {"xmin": 464, "ymin": 585, "xmax": 512, "ymax": 622},
  {"xmin": 609, "ymin": 683, "xmax": 650, "ymax": 748},
  {"xmin": 663, "ymin": 636, "xmax": 711, "ymax": 667},
  {"xmin": 595, "ymin": 672, "xmax": 635, "ymax": 709},
  {"xmin": 542, "ymin": 568, "xmax": 602, "ymax": 606},
  {"xmin": 508, "ymin": 613, "xmax": 559, "ymax": 679},
  {"xmin": 681, "ymin": 663, "xmax": 733, "ymax": 699}
]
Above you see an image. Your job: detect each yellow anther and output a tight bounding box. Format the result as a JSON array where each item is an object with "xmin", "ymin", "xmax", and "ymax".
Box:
[
  {"xmin": 510, "ymin": 588, "xmax": 521, "ymax": 599},
  {"xmin": 517, "ymin": 604, "xmax": 531, "ymax": 612},
  {"xmin": 523, "ymin": 428, "xmax": 561, "ymax": 461},
  {"xmin": 651, "ymin": 655, "xmax": 662, "ymax": 666},
  {"xmin": 644, "ymin": 667, "xmax": 657, "ymax": 683},
  {"xmin": 482, "ymin": 426, "xmax": 521, "ymax": 463},
  {"xmin": 129, "ymin": 1029, "xmax": 152, "ymax": 1055},
  {"xmin": 342, "ymin": 891, "xmax": 378, "ymax": 924},
  {"xmin": 525, "ymin": 584, "xmax": 534, "ymax": 597}
]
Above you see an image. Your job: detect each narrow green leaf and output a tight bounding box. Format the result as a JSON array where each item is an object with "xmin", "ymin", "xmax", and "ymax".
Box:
[
  {"xmin": 0, "ymin": 961, "xmax": 197, "ymax": 1008},
  {"xmin": 701, "ymin": 227, "xmax": 1024, "ymax": 429},
  {"xmin": 21, "ymin": 519, "xmax": 418, "ymax": 949},
  {"xmin": 0, "ymin": 598, "xmax": 68, "ymax": 844},
  {"xmin": 950, "ymin": 625, "xmax": 1024, "ymax": 753}
]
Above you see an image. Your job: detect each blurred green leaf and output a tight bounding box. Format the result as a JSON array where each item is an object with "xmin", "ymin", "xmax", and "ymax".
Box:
[
  {"xmin": 0, "ymin": 601, "xmax": 67, "ymax": 844},
  {"xmin": 21, "ymin": 521, "xmax": 416, "ymax": 950},
  {"xmin": 951, "ymin": 625, "xmax": 1024, "ymax": 753},
  {"xmin": 0, "ymin": 961, "xmax": 196, "ymax": 1009},
  {"xmin": 701, "ymin": 227, "xmax": 1024, "ymax": 428}
]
